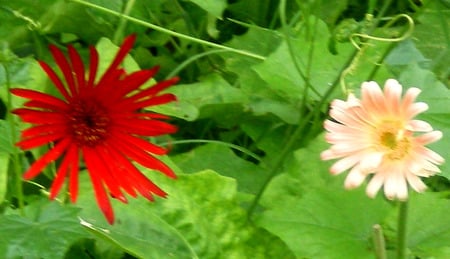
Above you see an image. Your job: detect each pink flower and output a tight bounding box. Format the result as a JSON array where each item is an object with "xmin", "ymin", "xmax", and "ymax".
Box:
[{"xmin": 321, "ymin": 79, "xmax": 444, "ymax": 200}]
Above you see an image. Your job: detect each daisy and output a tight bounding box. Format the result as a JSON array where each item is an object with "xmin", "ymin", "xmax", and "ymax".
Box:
[
  {"xmin": 12, "ymin": 35, "xmax": 179, "ymax": 224},
  {"xmin": 321, "ymin": 79, "xmax": 444, "ymax": 200}
]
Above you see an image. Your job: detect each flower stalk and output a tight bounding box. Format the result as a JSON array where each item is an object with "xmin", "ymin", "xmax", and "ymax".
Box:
[
  {"xmin": 397, "ymin": 200, "xmax": 409, "ymax": 259},
  {"xmin": 372, "ymin": 224, "xmax": 387, "ymax": 259},
  {"xmin": 2, "ymin": 64, "xmax": 24, "ymax": 214}
]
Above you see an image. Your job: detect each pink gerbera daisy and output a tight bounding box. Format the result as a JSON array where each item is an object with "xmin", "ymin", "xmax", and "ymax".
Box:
[
  {"xmin": 321, "ymin": 79, "xmax": 444, "ymax": 200},
  {"xmin": 12, "ymin": 35, "xmax": 179, "ymax": 224}
]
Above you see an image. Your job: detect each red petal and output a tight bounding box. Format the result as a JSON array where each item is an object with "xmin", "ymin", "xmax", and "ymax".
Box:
[
  {"xmin": 49, "ymin": 144, "xmax": 76, "ymax": 200},
  {"xmin": 95, "ymin": 68, "xmax": 126, "ymax": 94},
  {"xmin": 16, "ymin": 132, "xmax": 65, "ymax": 150},
  {"xmin": 106, "ymin": 34, "xmax": 136, "ymax": 74},
  {"xmin": 23, "ymin": 138, "xmax": 71, "ymax": 180},
  {"xmin": 96, "ymin": 35, "xmax": 136, "ymax": 90},
  {"xmin": 130, "ymin": 94, "xmax": 177, "ymax": 110},
  {"xmin": 112, "ymin": 68, "xmax": 160, "ymax": 100},
  {"xmin": 21, "ymin": 124, "xmax": 66, "ymax": 138},
  {"xmin": 12, "ymin": 108, "xmax": 65, "ymax": 124},
  {"xmin": 11, "ymin": 88, "xmax": 68, "ymax": 110},
  {"xmin": 111, "ymin": 131, "xmax": 167, "ymax": 155},
  {"xmin": 49, "ymin": 45, "xmax": 77, "ymax": 96},
  {"xmin": 83, "ymin": 147, "xmax": 127, "ymax": 204},
  {"xmin": 135, "ymin": 113, "xmax": 170, "ymax": 120},
  {"xmin": 100, "ymin": 145, "xmax": 137, "ymax": 198},
  {"xmin": 68, "ymin": 145, "xmax": 80, "ymax": 203},
  {"xmin": 114, "ymin": 140, "xmax": 176, "ymax": 178},
  {"xmin": 23, "ymin": 100, "xmax": 65, "ymax": 111},
  {"xmin": 39, "ymin": 61, "xmax": 71, "ymax": 100},
  {"xmin": 83, "ymin": 147, "xmax": 115, "ymax": 224},
  {"xmin": 114, "ymin": 118, "xmax": 177, "ymax": 136},
  {"xmin": 129, "ymin": 77, "xmax": 179, "ymax": 102},
  {"xmin": 68, "ymin": 45, "xmax": 86, "ymax": 93},
  {"xmin": 107, "ymin": 146, "xmax": 167, "ymax": 199},
  {"xmin": 87, "ymin": 46, "xmax": 99, "ymax": 88}
]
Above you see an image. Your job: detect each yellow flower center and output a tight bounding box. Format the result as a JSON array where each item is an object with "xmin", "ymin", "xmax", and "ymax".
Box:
[{"xmin": 376, "ymin": 121, "xmax": 410, "ymax": 160}]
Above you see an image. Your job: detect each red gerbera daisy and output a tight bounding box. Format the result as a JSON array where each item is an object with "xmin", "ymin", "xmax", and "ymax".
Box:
[{"xmin": 11, "ymin": 35, "xmax": 179, "ymax": 224}]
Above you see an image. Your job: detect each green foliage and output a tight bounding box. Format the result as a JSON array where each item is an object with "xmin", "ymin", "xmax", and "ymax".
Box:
[
  {"xmin": 76, "ymin": 170, "xmax": 293, "ymax": 259},
  {"xmin": 257, "ymin": 135, "xmax": 393, "ymax": 258},
  {"xmin": 0, "ymin": 0, "xmax": 448, "ymax": 258},
  {"xmin": 0, "ymin": 201, "xmax": 88, "ymax": 258}
]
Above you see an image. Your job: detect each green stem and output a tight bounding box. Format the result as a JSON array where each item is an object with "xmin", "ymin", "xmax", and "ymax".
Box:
[
  {"xmin": 247, "ymin": 0, "xmax": 395, "ymax": 218},
  {"xmin": 372, "ymin": 224, "xmax": 387, "ymax": 259},
  {"xmin": 165, "ymin": 50, "xmax": 229, "ymax": 79},
  {"xmin": 397, "ymin": 200, "xmax": 409, "ymax": 259},
  {"xmin": 161, "ymin": 139, "xmax": 263, "ymax": 163},
  {"xmin": 70, "ymin": 0, "xmax": 266, "ymax": 61},
  {"xmin": 2, "ymin": 64, "xmax": 24, "ymax": 214},
  {"xmin": 113, "ymin": 0, "xmax": 136, "ymax": 44}
]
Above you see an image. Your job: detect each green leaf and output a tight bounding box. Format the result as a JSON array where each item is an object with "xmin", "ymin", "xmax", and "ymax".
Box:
[
  {"xmin": 76, "ymin": 170, "xmax": 294, "ymax": 258},
  {"xmin": 173, "ymin": 143, "xmax": 268, "ymax": 194},
  {"xmin": 95, "ymin": 37, "xmax": 140, "ymax": 76},
  {"xmin": 79, "ymin": 200, "xmax": 197, "ymax": 259},
  {"xmin": 0, "ymin": 120, "xmax": 17, "ymax": 154},
  {"xmin": 398, "ymin": 64, "xmax": 450, "ymax": 179},
  {"xmin": 413, "ymin": 0, "xmax": 450, "ymax": 86},
  {"xmin": 252, "ymin": 17, "xmax": 353, "ymax": 104},
  {"xmin": 258, "ymin": 188, "xmax": 391, "ymax": 259},
  {"xmin": 0, "ymin": 153, "xmax": 8, "ymax": 204},
  {"xmin": 257, "ymin": 134, "xmax": 392, "ymax": 258},
  {"xmin": 384, "ymin": 193, "xmax": 450, "ymax": 258},
  {"xmin": 164, "ymin": 73, "xmax": 247, "ymax": 121},
  {"xmin": 185, "ymin": 0, "xmax": 227, "ymax": 18},
  {"xmin": 0, "ymin": 201, "xmax": 88, "ymax": 259}
]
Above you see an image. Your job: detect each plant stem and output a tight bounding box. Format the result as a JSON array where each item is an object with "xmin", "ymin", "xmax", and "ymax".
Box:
[
  {"xmin": 161, "ymin": 139, "xmax": 263, "ymax": 163},
  {"xmin": 70, "ymin": 0, "xmax": 266, "ymax": 61},
  {"xmin": 113, "ymin": 0, "xmax": 136, "ymax": 44},
  {"xmin": 373, "ymin": 224, "xmax": 387, "ymax": 259},
  {"xmin": 397, "ymin": 200, "xmax": 409, "ymax": 259},
  {"xmin": 247, "ymin": 0, "xmax": 395, "ymax": 218},
  {"xmin": 2, "ymin": 64, "xmax": 24, "ymax": 214}
]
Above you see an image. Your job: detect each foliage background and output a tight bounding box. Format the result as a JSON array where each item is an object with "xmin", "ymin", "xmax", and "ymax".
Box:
[{"xmin": 0, "ymin": 0, "xmax": 449, "ymax": 258}]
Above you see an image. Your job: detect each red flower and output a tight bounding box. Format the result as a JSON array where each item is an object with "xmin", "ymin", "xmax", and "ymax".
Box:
[{"xmin": 12, "ymin": 35, "xmax": 179, "ymax": 224}]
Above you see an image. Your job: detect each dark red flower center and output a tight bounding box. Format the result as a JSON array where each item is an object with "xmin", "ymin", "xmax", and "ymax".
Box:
[{"xmin": 68, "ymin": 99, "xmax": 111, "ymax": 147}]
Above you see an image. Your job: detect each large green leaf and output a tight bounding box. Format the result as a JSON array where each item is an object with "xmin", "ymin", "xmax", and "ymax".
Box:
[
  {"xmin": 257, "ymin": 135, "xmax": 393, "ymax": 258},
  {"xmin": 76, "ymin": 170, "xmax": 294, "ymax": 258},
  {"xmin": 384, "ymin": 193, "xmax": 450, "ymax": 258},
  {"xmin": 413, "ymin": 0, "xmax": 450, "ymax": 86},
  {"xmin": 164, "ymin": 73, "xmax": 247, "ymax": 121},
  {"xmin": 0, "ymin": 200, "xmax": 88, "ymax": 259},
  {"xmin": 173, "ymin": 143, "xmax": 268, "ymax": 194},
  {"xmin": 0, "ymin": 120, "xmax": 16, "ymax": 154},
  {"xmin": 258, "ymin": 187, "xmax": 391, "ymax": 259},
  {"xmin": 398, "ymin": 64, "xmax": 450, "ymax": 179},
  {"xmin": 79, "ymin": 199, "xmax": 197, "ymax": 259},
  {"xmin": 252, "ymin": 17, "xmax": 353, "ymax": 104}
]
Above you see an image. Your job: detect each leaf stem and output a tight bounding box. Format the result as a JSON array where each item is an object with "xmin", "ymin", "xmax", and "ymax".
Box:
[
  {"xmin": 372, "ymin": 224, "xmax": 387, "ymax": 259},
  {"xmin": 113, "ymin": 0, "xmax": 136, "ymax": 44},
  {"xmin": 247, "ymin": 0, "xmax": 395, "ymax": 218},
  {"xmin": 2, "ymin": 64, "xmax": 24, "ymax": 214},
  {"xmin": 160, "ymin": 139, "xmax": 263, "ymax": 163},
  {"xmin": 397, "ymin": 200, "xmax": 409, "ymax": 259},
  {"xmin": 70, "ymin": 0, "xmax": 266, "ymax": 61}
]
